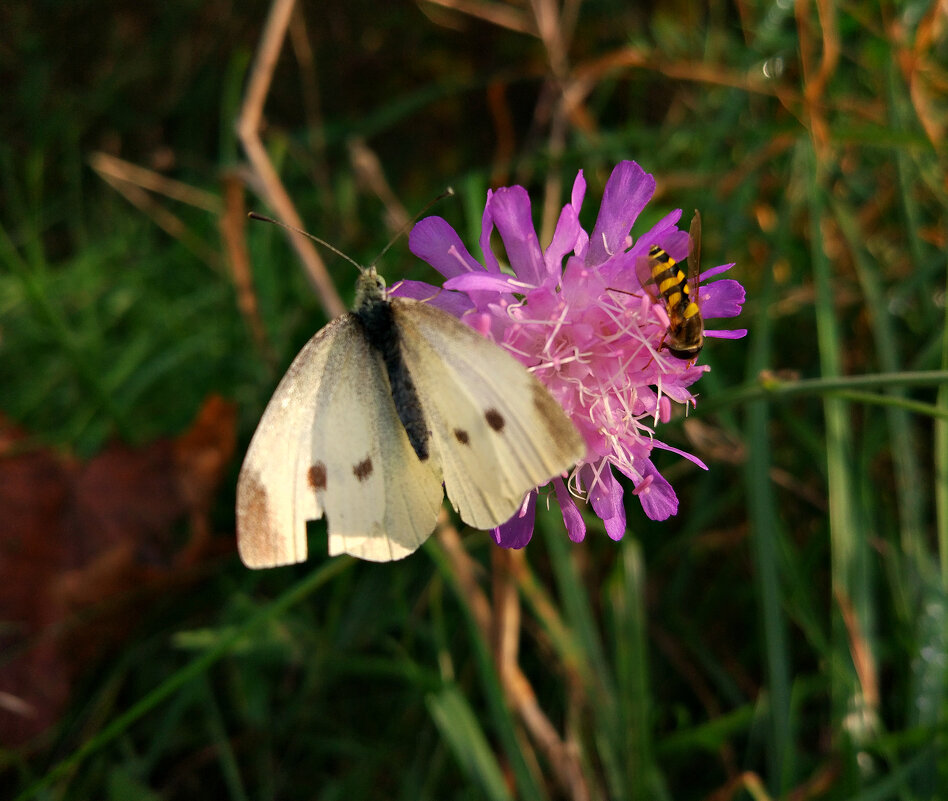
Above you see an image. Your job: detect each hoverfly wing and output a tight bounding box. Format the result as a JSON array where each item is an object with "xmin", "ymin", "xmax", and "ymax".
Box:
[
  {"xmin": 635, "ymin": 249, "xmax": 660, "ymax": 302},
  {"xmin": 688, "ymin": 210, "xmax": 702, "ymax": 301}
]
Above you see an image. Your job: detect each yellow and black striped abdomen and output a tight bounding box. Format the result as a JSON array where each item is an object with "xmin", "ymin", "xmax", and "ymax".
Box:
[{"xmin": 647, "ymin": 245, "xmax": 699, "ymax": 320}]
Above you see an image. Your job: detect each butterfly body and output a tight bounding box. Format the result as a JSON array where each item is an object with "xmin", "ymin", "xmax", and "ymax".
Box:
[
  {"xmin": 352, "ymin": 269, "xmax": 429, "ymax": 460},
  {"xmin": 237, "ymin": 264, "xmax": 585, "ymax": 566}
]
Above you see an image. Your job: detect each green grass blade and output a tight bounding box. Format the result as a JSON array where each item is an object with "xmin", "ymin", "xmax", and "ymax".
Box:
[
  {"xmin": 425, "ymin": 539, "xmax": 549, "ymax": 801},
  {"xmin": 806, "ymin": 144, "xmax": 877, "ymax": 760},
  {"xmin": 541, "ymin": 512, "xmax": 624, "ymax": 798},
  {"xmin": 743, "ymin": 191, "xmax": 792, "ymax": 792},
  {"xmin": 607, "ymin": 538, "xmax": 663, "ymax": 800},
  {"xmin": 426, "ymin": 685, "xmax": 514, "ymax": 801},
  {"xmin": 831, "ymin": 198, "xmax": 929, "ymax": 589},
  {"xmin": 196, "ymin": 675, "xmax": 250, "ymax": 801}
]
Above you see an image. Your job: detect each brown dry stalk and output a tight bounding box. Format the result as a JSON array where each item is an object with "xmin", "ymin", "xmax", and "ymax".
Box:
[
  {"xmin": 491, "ymin": 548, "xmax": 522, "ymax": 687},
  {"xmin": 704, "ymin": 771, "xmax": 773, "ymax": 801},
  {"xmin": 895, "ymin": 0, "xmax": 947, "ymax": 150},
  {"xmin": 347, "ymin": 137, "xmax": 411, "ymax": 235},
  {"xmin": 89, "ymin": 153, "xmax": 221, "ymax": 270},
  {"xmin": 795, "ymin": 0, "xmax": 840, "ymax": 160},
  {"xmin": 236, "ymin": 0, "xmax": 345, "ymax": 318},
  {"xmin": 531, "ymin": 0, "xmax": 571, "ymax": 82},
  {"xmin": 287, "ymin": 1, "xmax": 332, "ymax": 195},
  {"xmin": 785, "ymin": 760, "xmax": 842, "ymax": 801},
  {"xmin": 834, "ymin": 587, "xmax": 880, "ymax": 714},
  {"xmin": 573, "ymin": 47, "xmax": 789, "ymax": 100},
  {"xmin": 529, "ymin": 1, "xmax": 581, "ymax": 243},
  {"xmin": 219, "ymin": 173, "xmax": 277, "ymax": 369},
  {"xmin": 89, "ymin": 152, "xmax": 221, "ymax": 213},
  {"xmin": 437, "ymin": 526, "xmax": 590, "ymax": 799},
  {"xmin": 421, "ymin": 0, "xmax": 537, "ymax": 36},
  {"xmin": 486, "ymin": 80, "xmax": 516, "ymax": 186}
]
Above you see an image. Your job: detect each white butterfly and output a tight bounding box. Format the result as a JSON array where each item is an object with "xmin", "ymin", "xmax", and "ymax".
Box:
[{"xmin": 236, "ymin": 264, "xmax": 586, "ymax": 566}]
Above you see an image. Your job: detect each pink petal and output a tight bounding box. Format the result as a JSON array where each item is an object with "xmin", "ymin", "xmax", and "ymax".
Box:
[
  {"xmin": 554, "ymin": 478, "xmax": 586, "ymax": 542},
  {"xmin": 545, "ymin": 204, "xmax": 582, "ymax": 273},
  {"xmin": 602, "ymin": 501, "xmax": 627, "ymax": 540},
  {"xmin": 409, "ymin": 217, "xmax": 486, "ymax": 278},
  {"xmin": 587, "ymin": 161, "xmax": 655, "ymax": 267},
  {"xmin": 632, "ymin": 208, "xmax": 684, "ymax": 252},
  {"xmin": 705, "ymin": 328, "xmax": 748, "ymax": 339},
  {"xmin": 478, "ymin": 189, "xmax": 502, "ymax": 274},
  {"xmin": 698, "ymin": 262, "xmax": 736, "ymax": 281},
  {"xmin": 570, "ymin": 169, "xmax": 587, "ymax": 210},
  {"xmin": 544, "ymin": 169, "xmax": 588, "ymax": 271},
  {"xmin": 632, "ymin": 461, "xmax": 678, "ymax": 521},
  {"xmin": 444, "ymin": 273, "xmax": 523, "ymax": 294},
  {"xmin": 655, "ymin": 228, "xmax": 690, "ymax": 261},
  {"xmin": 584, "ymin": 462, "xmax": 626, "ymax": 533},
  {"xmin": 701, "ymin": 278, "xmax": 745, "ymax": 319},
  {"xmin": 651, "ymin": 440, "xmax": 708, "ymax": 471},
  {"xmin": 492, "ymin": 491, "xmax": 537, "ymax": 549},
  {"xmin": 389, "ymin": 279, "xmax": 474, "ymax": 316},
  {"xmin": 488, "ymin": 187, "xmax": 546, "ymax": 286}
]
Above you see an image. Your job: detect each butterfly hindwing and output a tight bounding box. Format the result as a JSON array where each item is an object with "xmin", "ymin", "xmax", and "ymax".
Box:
[
  {"xmin": 391, "ymin": 299, "xmax": 586, "ymax": 530},
  {"xmin": 312, "ymin": 318, "xmax": 444, "ymax": 562}
]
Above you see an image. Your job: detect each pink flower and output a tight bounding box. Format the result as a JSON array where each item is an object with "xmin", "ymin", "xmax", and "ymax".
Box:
[{"xmin": 391, "ymin": 161, "xmax": 746, "ymax": 547}]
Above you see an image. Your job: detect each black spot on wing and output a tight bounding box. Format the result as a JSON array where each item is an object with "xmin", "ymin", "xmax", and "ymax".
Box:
[
  {"xmin": 485, "ymin": 409, "xmax": 505, "ymax": 432},
  {"xmin": 454, "ymin": 428, "xmax": 470, "ymax": 445},
  {"xmin": 308, "ymin": 462, "xmax": 327, "ymax": 491},
  {"xmin": 354, "ymin": 457, "xmax": 373, "ymax": 481}
]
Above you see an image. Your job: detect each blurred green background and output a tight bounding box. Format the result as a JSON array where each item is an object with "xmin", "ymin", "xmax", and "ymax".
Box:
[{"xmin": 2, "ymin": 1, "xmax": 947, "ymax": 799}]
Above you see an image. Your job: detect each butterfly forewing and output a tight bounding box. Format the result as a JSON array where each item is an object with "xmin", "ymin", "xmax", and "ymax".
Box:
[
  {"xmin": 236, "ymin": 320, "xmax": 344, "ymax": 567},
  {"xmin": 392, "ymin": 300, "xmax": 586, "ymax": 530},
  {"xmin": 312, "ymin": 321, "xmax": 443, "ymax": 561}
]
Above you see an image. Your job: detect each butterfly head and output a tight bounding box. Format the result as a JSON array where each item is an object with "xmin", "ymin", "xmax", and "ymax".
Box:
[{"xmin": 355, "ymin": 266, "xmax": 388, "ymax": 308}]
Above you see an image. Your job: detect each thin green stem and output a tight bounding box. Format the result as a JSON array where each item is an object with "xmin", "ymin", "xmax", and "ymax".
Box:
[
  {"xmin": 698, "ymin": 371, "xmax": 948, "ymax": 416},
  {"xmin": 825, "ymin": 391, "xmax": 948, "ymax": 420},
  {"xmin": 937, "ymin": 254, "xmax": 948, "ymax": 590}
]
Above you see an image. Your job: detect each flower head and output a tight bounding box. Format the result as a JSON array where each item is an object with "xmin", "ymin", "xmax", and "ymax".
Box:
[{"xmin": 392, "ymin": 161, "xmax": 746, "ymax": 547}]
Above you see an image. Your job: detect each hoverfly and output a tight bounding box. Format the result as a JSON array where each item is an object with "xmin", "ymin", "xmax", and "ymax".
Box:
[{"xmin": 641, "ymin": 211, "xmax": 704, "ymax": 361}]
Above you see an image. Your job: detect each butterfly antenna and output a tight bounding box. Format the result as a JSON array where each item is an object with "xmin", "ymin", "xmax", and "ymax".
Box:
[
  {"xmin": 371, "ymin": 187, "xmax": 456, "ymax": 267},
  {"xmin": 248, "ymin": 212, "xmax": 365, "ymax": 271}
]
